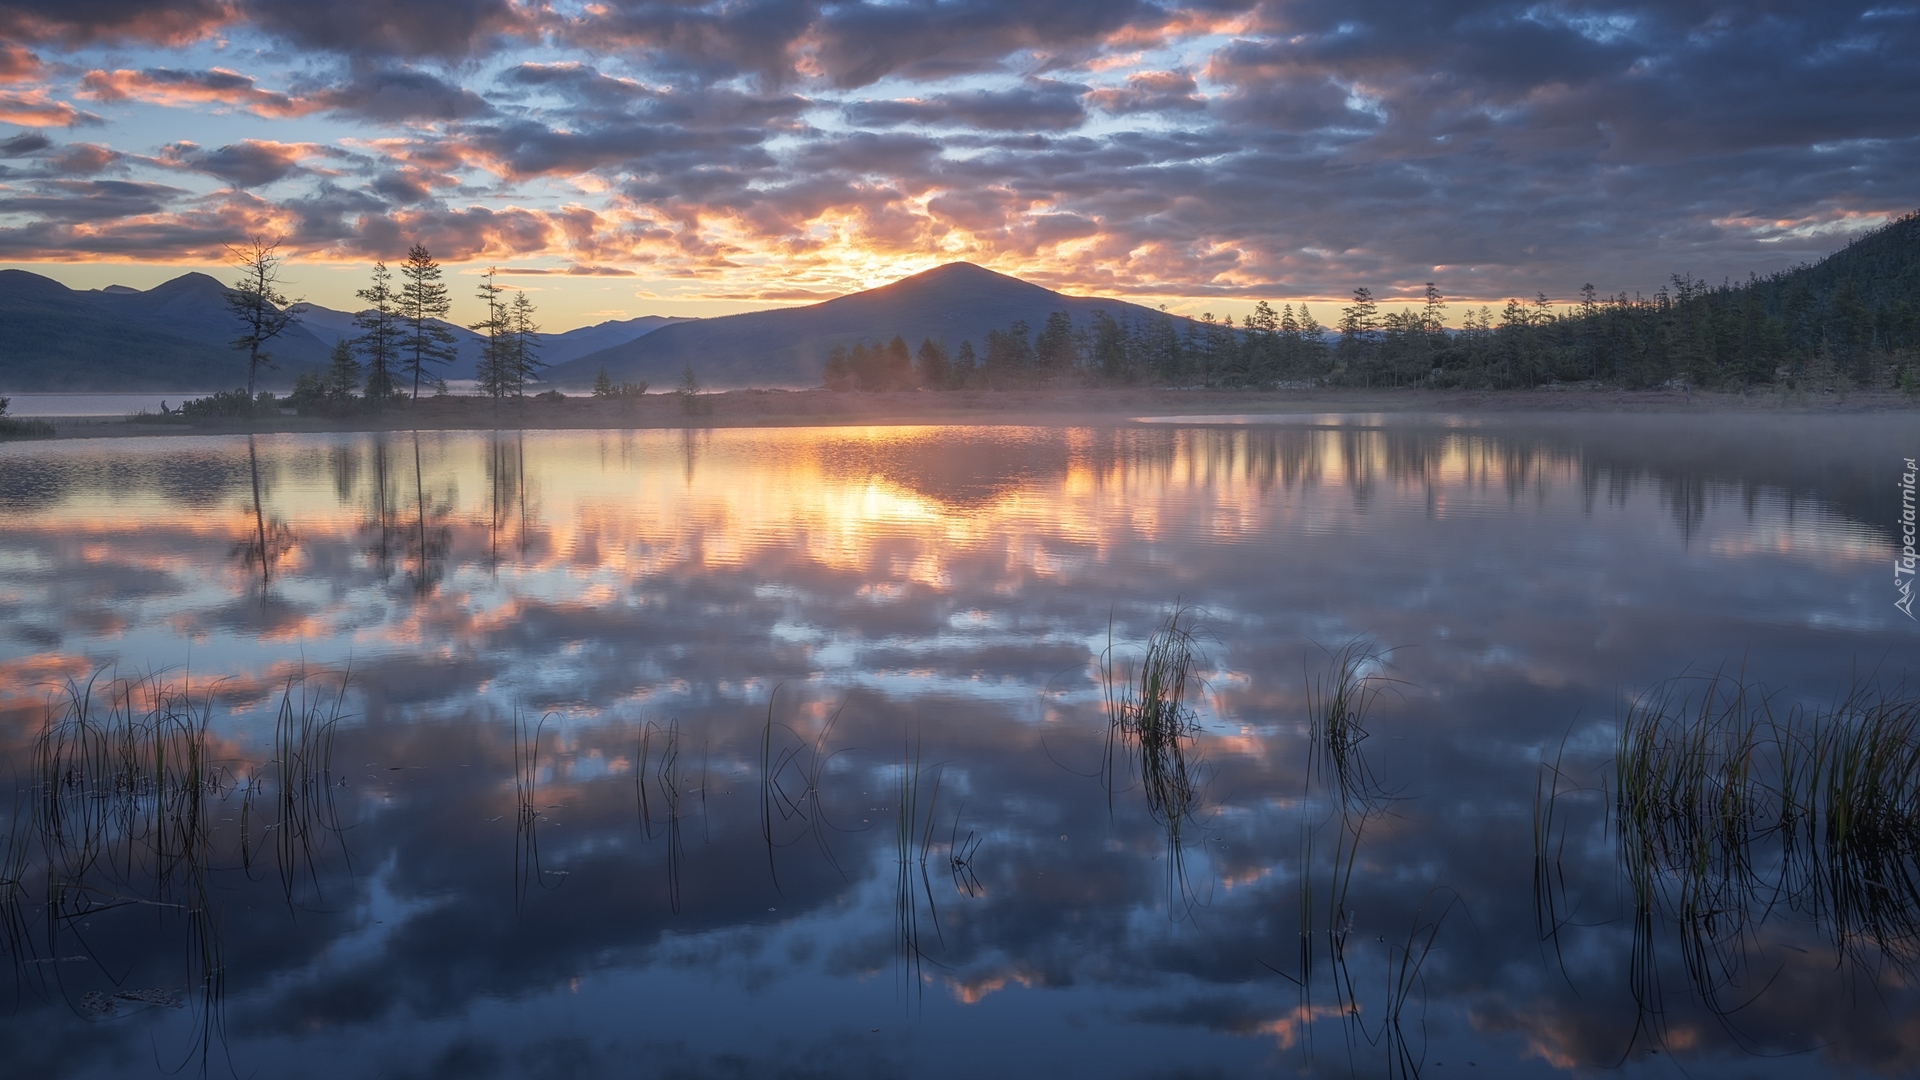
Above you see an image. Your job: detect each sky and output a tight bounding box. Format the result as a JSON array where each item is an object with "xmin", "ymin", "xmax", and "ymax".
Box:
[{"xmin": 0, "ymin": 0, "xmax": 1913, "ymax": 330}]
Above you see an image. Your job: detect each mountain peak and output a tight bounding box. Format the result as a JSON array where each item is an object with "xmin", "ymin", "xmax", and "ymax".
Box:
[
  {"xmin": 851, "ymin": 261, "xmax": 1058, "ymax": 308},
  {"xmin": 147, "ymin": 272, "xmax": 230, "ymax": 296},
  {"xmin": 0, "ymin": 268, "xmax": 74, "ymax": 299},
  {"xmin": 888, "ymin": 262, "xmax": 1027, "ymax": 288},
  {"xmin": 551, "ymin": 262, "xmax": 1161, "ymax": 388}
]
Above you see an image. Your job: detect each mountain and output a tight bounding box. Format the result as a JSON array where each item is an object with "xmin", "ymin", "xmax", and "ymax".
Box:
[
  {"xmin": 0, "ymin": 269, "xmax": 336, "ymax": 391},
  {"xmin": 287, "ymin": 307, "xmax": 685, "ymax": 380},
  {"xmin": 547, "ymin": 263, "xmax": 1170, "ymax": 389},
  {"xmin": 0, "ymin": 269, "xmax": 687, "ymax": 391},
  {"xmin": 538, "ymin": 316, "xmax": 686, "ymax": 366},
  {"xmin": 1755, "ymin": 210, "xmax": 1920, "ymax": 310}
]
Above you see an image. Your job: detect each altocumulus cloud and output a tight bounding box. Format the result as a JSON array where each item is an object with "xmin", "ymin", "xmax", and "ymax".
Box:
[{"xmin": 0, "ymin": 0, "xmax": 1910, "ymax": 304}]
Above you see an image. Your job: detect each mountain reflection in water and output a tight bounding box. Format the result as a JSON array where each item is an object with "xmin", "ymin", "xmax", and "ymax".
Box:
[{"xmin": 0, "ymin": 414, "xmax": 1913, "ymax": 1079}]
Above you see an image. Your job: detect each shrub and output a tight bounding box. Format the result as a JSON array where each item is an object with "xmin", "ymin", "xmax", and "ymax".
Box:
[
  {"xmin": 0, "ymin": 395, "xmax": 55, "ymax": 439},
  {"xmin": 176, "ymin": 388, "xmax": 259, "ymax": 421},
  {"xmin": 592, "ymin": 367, "xmax": 647, "ymax": 398}
]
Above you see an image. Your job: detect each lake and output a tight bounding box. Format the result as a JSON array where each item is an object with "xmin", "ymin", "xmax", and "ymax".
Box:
[{"xmin": 0, "ymin": 413, "xmax": 1915, "ymax": 1078}]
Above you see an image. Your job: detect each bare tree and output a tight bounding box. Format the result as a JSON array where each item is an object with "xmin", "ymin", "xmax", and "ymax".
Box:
[{"xmin": 225, "ymin": 237, "xmax": 299, "ymax": 396}]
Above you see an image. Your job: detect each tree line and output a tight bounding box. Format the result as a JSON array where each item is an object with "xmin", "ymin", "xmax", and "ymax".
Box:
[
  {"xmin": 826, "ymin": 212, "xmax": 1920, "ymax": 394},
  {"xmin": 217, "ymin": 238, "xmax": 547, "ymax": 417}
]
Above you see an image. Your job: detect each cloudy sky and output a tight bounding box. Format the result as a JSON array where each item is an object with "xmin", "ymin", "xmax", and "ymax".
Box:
[{"xmin": 0, "ymin": 0, "xmax": 1912, "ymax": 327}]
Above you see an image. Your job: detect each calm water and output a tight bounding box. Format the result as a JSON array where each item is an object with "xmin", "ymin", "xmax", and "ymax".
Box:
[{"xmin": 0, "ymin": 414, "xmax": 1915, "ymax": 1079}]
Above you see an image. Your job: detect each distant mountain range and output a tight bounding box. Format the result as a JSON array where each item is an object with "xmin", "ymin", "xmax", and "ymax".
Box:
[
  {"xmin": 288, "ymin": 304, "xmax": 685, "ymax": 381},
  {"xmin": 0, "ymin": 261, "xmax": 1167, "ymax": 393},
  {"xmin": 549, "ymin": 262, "xmax": 1168, "ymax": 389},
  {"xmin": 0, "ymin": 270, "xmax": 337, "ymax": 391},
  {"xmin": 0, "ymin": 270, "xmax": 686, "ymax": 392}
]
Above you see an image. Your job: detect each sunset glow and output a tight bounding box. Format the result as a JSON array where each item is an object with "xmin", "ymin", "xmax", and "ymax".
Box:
[{"xmin": 0, "ymin": 2, "xmax": 1909, "ymax": 326}]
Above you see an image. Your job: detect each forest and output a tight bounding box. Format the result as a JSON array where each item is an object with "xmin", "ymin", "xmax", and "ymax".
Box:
[{"xmin": 826, "ymin": 212, "xmax": 1920, "ymax": 394}]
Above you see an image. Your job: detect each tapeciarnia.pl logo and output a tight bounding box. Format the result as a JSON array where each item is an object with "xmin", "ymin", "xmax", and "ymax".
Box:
[{"xmin": 1899, "ymin": 457, "xmax": 1917, "ymax": 620}]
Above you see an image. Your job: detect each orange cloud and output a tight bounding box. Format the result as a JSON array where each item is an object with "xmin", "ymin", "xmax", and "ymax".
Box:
[
  {"xmin": 0, "ymin": 88, "xmax": 94, "ymax": 126},
  {"xmin": 0, "ymin": 45, "xmax": 43, "ymax": 83},
  {"xmin": 80, "ymin": 67, "xmax": 314, "ymax": 118}
]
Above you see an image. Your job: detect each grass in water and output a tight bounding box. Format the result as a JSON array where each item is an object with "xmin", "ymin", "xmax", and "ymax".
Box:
[
  {"xmin": 1305, "ymin": 639, "xmax": 1399, "ymax": 808},
  {"xmin": 1103, "ymin": 606, "xmax": 1212, "ymax": 915},
  {"xmin": 895, "ymin": 731, "xmax": 949, "ymax": 1006},
  {"xmin": 758, "ymin": 686, "xmax": 857, "ymax": 891},
  {"xmin": 512, "ymin": 707, "xmax": 559, "ymax": 908},
  {"xmin": 1535, "ymin": 668, "xmax": 1920, "ymax": 1052},
  {"xmin": 636, "ymin": 717, "xmax": 697, "ymax": 913},
  {"xmin": 254, "ymin": 671, "xmax": 351, "ymax": 906},
  {"xmin": 16, "ymin": 668, "xmax": 349, "ymax": 1075}
]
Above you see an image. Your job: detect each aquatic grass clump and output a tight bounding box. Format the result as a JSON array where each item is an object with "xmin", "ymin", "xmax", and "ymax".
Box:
[
  {"xmin": 948, "ymin": 809, "xmax": 983, "ymax": 898},
  {"xmin": 1305, "ymin": 639, "xmax": 1399, "ymax": 808},
  {"xmin": 1534, "ymin": 669, "xmax": 1920, "ymax": 1045},
  {"xmin": 13, "ymin": 668, "xmax": 351, "ymax": 1073},
  {"xmin": 0, "ymin": 414, "xmax": 55, "ymax": 440},
  {"xmin": 1613, "ymin": 673, "xmax": 1770, "ymax": 918},
  {"xmin": 255, "ymin": 670, "xmax": 351, "ymax": 904},
  {"xmin": 1611, "ymin": 672, "xmax": 1920, "ymax": 968},
  {"xmin": 512, "ymin": 707, "xmax": 557, "ymax": 907},
  {"xmin": 1103, "ymin": 606, "xmax": 1207, "ymax": 827},
  {"xmin": 1102, "ymin": 606, "xmax": 1215, "ymax": 917},
  {"xmin": 1795, "ymin": 683, "xmax": 1920, "ymax": 965},
  {"xmin": 33, "ymin": 672, "xmax": 233, "ymax": 889}
]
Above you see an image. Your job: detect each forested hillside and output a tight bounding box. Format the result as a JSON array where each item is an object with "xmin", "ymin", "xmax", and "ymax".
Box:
[{"xmin": 828, "ymin": 213, "xmax": 1920, "ymax": 393}]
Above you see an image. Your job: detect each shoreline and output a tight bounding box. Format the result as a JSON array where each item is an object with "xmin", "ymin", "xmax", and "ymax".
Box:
[{"xmin": 7, "ymin": 384, "xmax": 1918, "ymax": 440}]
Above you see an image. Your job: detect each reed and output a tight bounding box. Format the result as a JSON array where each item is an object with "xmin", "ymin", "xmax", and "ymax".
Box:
[
  {"xmin": 14, "ymin": 668, "xmax": 349, "ymax": 1072},
  {"xmin": 512, "ymin": 707, "xmax": 556, "ymax": 908},
  {"xmin": 1103, "ymin": 606, "xmax": 1213, "ymax": 915},
  {"xmin": 757, "ymin": 688, "xmax": 856, "ymax": 889},
  {"xmin": 1305, "ymin": 639, "xmax": 1397, "ymax": 807},
  {"xmin": 1533, "ymin": 669, "xmax": 1920, "ymax": 1045},
  {"xmin": 30, "ymin": 670, "xmax": 254, "ymax": 913},
  {"xmin": 1105, "ymin": 612, "xmax": 1201, "ymax": 801},
  {"xmin": 947, "ymin": 804, "xmax": 983, "ymax": 898},
  {"xmin": 1103, "ymin": 607, "xmax": 1205, "ymax": 812},
  {"xmin": 1372, "ymin": 888, "xmax": 1461, "ymax": 1080},
  {"xmin": 636, "ymin": 718, "xmax": 688, "ymax": 913},
  {"xmin": 265, "ymin": 671, "xmax": 350, "ymax": 905},
  {"xmin": 894, "ymin": 732, "xmax": 948, "ymax": 1003}
]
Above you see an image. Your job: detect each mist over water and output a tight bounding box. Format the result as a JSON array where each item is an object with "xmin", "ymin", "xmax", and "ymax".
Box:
[{"xmin": 0, "ymin": 414, "xmax": 1913, "ymax": 1079}]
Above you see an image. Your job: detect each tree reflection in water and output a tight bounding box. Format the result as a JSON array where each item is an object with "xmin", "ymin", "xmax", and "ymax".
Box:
[{"xmin": 0, "ymin": 417, "xmax": 1915, "ymax": 1078}]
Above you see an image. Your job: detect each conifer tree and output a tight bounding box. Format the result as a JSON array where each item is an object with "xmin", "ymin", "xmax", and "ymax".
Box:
[
  {"xmin": 883, "ymin": 335, "xmax": 912, "ymax": 389},
  {"xmin": 399, "ymin": 244, "xmax": 456, "ymax": 400},
  {"xmin": 953, "ymin": 341, "xmax": 977, "ymax": 387},
  {"xmin": 325, "ymin": 340, "xmax": 363, "ymax": 402},
  {"xmin": 1339, "ymin": 287, "xmax": 1379, "ymax": 350},
  {"xmin": 1423, "ymin": 282, "xmax": 1447, "ymax": 337},
  {"xmin": 355, "ymin": 260, "xmax": 401, "ymax": 404},
  {"xmin": 471, "ymin": 268, "xmax": 510, "ymax": 400},
  {"xmin": 914, "ymin": 338, "xmax": 949, "ymax": 389},
  {"xmin": 508, "ymin": 290, "xmax": 543, "ymax": 396},
  {"xmin": 1035, "ymin": 310, "xmax": 1076, "ymax": 375}
]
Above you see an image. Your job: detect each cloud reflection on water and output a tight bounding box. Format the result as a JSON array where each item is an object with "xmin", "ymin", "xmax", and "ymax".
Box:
[{"xmin": 0, "ymin": 414, "xmax": 1914, "ymax": 1078}]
